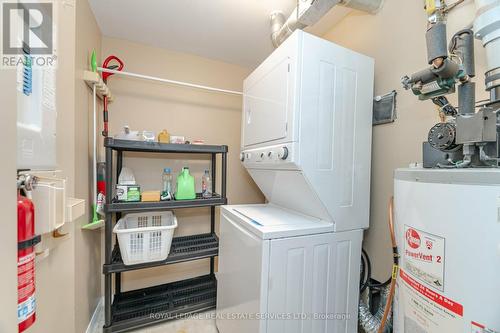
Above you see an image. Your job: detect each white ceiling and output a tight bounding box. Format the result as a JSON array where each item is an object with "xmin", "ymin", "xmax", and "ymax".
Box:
[{"xmin": 88, "ymin": 0, "xmax": 351, "ymax": 69}]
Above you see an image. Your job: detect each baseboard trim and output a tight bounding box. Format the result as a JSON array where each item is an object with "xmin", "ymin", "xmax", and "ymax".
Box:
[{"xmin": 85, "ymin": 297, "xmax": 104, "ymax": 333}]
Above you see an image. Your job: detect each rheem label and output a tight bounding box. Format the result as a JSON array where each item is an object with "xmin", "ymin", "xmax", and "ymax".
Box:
[{"xmin": 403, "ymin": 225, "xmax": 445, "ymax": 291}]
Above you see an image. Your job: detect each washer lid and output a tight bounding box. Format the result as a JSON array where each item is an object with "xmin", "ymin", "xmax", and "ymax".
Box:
[{"xmin": 222, "ymin": 204, "xmax": 334, "ymax": 239}]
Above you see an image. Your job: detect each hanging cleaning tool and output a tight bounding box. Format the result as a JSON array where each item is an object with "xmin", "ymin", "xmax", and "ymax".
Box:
[
  {"xmin": 83, "ymin": 84, "xmax": 104, "ymax": 230},
  {"xmin": 101, "ymin": 55, "xmax": 124, "ymax": 137},
  {"xmin": 90, "ymin": 49, "xmax": 97, "ymax": 72}
]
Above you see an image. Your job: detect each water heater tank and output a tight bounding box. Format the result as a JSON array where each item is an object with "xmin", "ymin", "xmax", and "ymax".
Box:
[{"xmin": 393, "ymin": 168, "xmax": 500, "ymax": 333}]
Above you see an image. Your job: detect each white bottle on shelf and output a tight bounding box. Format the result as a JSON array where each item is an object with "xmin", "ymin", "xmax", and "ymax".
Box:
[
  {"xmin": 162, "ymin": 168, "xmax": 173, "ymax": 200},
  {"xmin": 202, "ymin": 170, "xmax": 212, "ymax": 198}
]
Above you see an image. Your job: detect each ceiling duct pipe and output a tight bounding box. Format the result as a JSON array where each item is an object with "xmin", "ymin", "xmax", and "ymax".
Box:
[
  {"xmin": 271, "ymin": 0, "xmax": 384, "ymax": 47},
  {"xmin": 270, "ymin": 11, "xmax": 294, "ymax": 48},
  {"xmin": 474, "ymin": 0, "xmax": 500, "ymax": 104},
  {"xmin": 341, "ymin": 0, "xmax": 385, "ymax": 12}
]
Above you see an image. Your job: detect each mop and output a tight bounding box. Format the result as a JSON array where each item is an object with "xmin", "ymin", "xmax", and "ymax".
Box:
[
  {"xmin": 83, "ymin": 53, "xmax": 124, "ymax": 229},
  {"xmin": 82, "ymin": 74, "xmax": 104, "ymax": 230},
  {"xmin": 100, "ymin": 55, "xmax": 124, "ymax": 137}
]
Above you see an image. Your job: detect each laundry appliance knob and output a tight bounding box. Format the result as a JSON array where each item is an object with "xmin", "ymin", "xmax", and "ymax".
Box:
[{"xmin": 279, "ymin": 147, "xmax": 289, "ymax": 160}]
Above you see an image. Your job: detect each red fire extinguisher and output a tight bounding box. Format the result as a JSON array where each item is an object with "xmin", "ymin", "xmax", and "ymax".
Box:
[{"xmin": 17, "ymin": 191, "xmax": 40, "ymax": 332}]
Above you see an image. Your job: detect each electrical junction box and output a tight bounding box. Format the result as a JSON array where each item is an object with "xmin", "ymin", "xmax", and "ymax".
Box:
[{"xmin": 17, "ymin": 67, "xmax": 57, "ymax": 170}]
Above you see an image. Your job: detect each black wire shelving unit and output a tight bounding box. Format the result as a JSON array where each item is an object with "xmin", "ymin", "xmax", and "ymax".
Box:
[{"xmin": 103, "ymin": 138, "xmax": 227, "ymax": 333}]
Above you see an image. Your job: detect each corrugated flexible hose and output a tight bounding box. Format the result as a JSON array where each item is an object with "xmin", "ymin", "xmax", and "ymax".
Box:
[{"xmin": 359, "ymin": 197, "xmax": 399, "ymax": 333}]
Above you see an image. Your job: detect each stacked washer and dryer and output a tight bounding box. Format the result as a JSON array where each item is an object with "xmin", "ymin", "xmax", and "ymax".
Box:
[{"xmin": 216, "ymin": 30, "xmax": 374, "ymax": 333}]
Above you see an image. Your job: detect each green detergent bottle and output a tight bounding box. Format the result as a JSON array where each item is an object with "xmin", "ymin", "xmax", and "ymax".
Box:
[{"xmin": 175, "ymin": 167, "xmax": 196, "ymax": 200}]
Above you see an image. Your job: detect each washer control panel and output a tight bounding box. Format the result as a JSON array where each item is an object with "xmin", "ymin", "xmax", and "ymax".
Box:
[{"xmin": 240, "ymin": 144, "xmax": 296, "ymax": 167}]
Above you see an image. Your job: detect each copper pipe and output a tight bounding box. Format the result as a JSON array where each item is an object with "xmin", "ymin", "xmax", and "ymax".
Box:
[
  {"xmin": 377, "ymin": 197, "xmax": 398, "ymax": 333},
  {"xmin": 439, "ymin": 112, "xmax": 446, "ymax": 122},
  {"xmin": 444, "ymin": 0, "xmax": 466, "ymax": 13},
  {"xmin": 388, "ymin": 197, "xmax": 396, "ymax": 246},
  {"xmin": 436, "ymin": 104, "xmax": 446, "ymax": 122}
]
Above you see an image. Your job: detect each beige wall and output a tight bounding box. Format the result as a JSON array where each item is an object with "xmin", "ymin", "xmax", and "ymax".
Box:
[
  {"xmin": 74, "ymin": 0, "xmax": 103, "ymax": 332},
  {"xmin": 0, "ymin": 52, "xmax": 19, "ymax": 333},
  {"xmin": 0, "ymin": 1, "xmax": 102, "ymax": 332},
  {"xmin": 0, "ymin": 1, "xmax": 78, "ymax": 331},
  {"xmin": 322, "ymin": 0, "xmax": 488, "ymax": 279},
  {"xmin": 29, "ymin": 1, "xmax": 77, "ymax": 332},
  {"xmin": 101, "ymin": 37, "xmax": 264, "ymax": 290}
]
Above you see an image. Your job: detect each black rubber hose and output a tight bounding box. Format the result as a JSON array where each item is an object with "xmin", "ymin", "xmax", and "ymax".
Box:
[
  {"xmin": 360, "ymin": 252, "xmax": 366, "ymax": 288},
  {"xmin": 360, "ymin": 248, "xmax": 396, "ymax": 290},
  {"xmin": 369, "ymin": 277, "xmax": 392, "ymax": 289},
  {"xmin": 360, "ymin": 249, "xmax": 372, "ymax": 294}
]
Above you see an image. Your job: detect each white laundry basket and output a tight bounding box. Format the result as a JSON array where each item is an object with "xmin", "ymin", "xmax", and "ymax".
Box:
[{"xmin": 113, "ymin": 211, "xmax": 178, "ymax": 265}]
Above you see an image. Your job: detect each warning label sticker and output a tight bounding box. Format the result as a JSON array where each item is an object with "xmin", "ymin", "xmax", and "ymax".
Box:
[
  {"xmin": 471, "ymin": 321, "xmax": 500, "ymax": 333},
  {"xmin": 403, "ymin": 225, "xmax": 445, "ymax": 291},
  {"xmin": 400, "ymin": 269, "xmax": 463, "ymax": 333},
  {"xmin": 17, "ymin": 294, "xmax": 35, "ymax": 323}
]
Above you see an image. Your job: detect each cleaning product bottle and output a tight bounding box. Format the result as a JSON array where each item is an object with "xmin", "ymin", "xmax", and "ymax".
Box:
[
  {"xmin": 161, "ymin": 168, "xmax": 173, "ymax": 201},
  {"xmin": 97, "ymin": 162, "xmax": 106, "ymax": 195},
  {"xmin": 158, "ymin": 129, "xmax": 170, "ymax": 143},
  {"xmin": 202, "ymin": 170, "xmax": 212, "ymax": 198},
  {"xmin": 96, "ymin": 162, "xmax": 106, "ymax": 215},
  {"xmin": 175, "ymin": 167, "xmax": 196, "ymax": 200}
]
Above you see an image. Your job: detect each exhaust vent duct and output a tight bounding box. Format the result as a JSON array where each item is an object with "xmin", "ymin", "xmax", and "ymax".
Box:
[
  {"xmin": 474, "ymin": 0, "xmax": 500, "ymax": 104},
  {"xmin": 340, "ymin": 0, "xmax": 384, "ymax": 13},
  {"xmin": 271, "ymin": 0, "xmax": 384, "ymax": 47}
]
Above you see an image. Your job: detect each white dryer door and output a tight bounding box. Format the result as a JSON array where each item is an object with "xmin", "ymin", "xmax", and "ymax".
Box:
[
  {"xmin": 216, "ymin": 211, "xmax": 270, "ymax": 333},
  {"xmin": 242, "ymin": 55, "xmax": 292, "ymax": 147}
]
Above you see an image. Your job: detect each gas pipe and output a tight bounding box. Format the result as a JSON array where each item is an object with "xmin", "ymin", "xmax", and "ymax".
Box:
[{"xmin": 17, "ymin": 192, "xmax": 40, "ymax": 332}]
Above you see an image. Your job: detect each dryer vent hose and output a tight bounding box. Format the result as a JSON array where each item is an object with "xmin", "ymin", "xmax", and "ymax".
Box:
[{"xmin": 359, "ymin": 197, "xmax": 399, "ymax": 333}]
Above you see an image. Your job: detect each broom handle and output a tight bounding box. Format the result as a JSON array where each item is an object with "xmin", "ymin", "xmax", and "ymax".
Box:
[{"xmin": 93, "ymin": 83, "xmax": 98, "ymax": 207}]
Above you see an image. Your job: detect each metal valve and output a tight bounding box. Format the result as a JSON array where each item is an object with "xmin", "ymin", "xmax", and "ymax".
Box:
[{"xmin": 428, "ymin": 122, "xmax": 458, "ymax": 151}]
